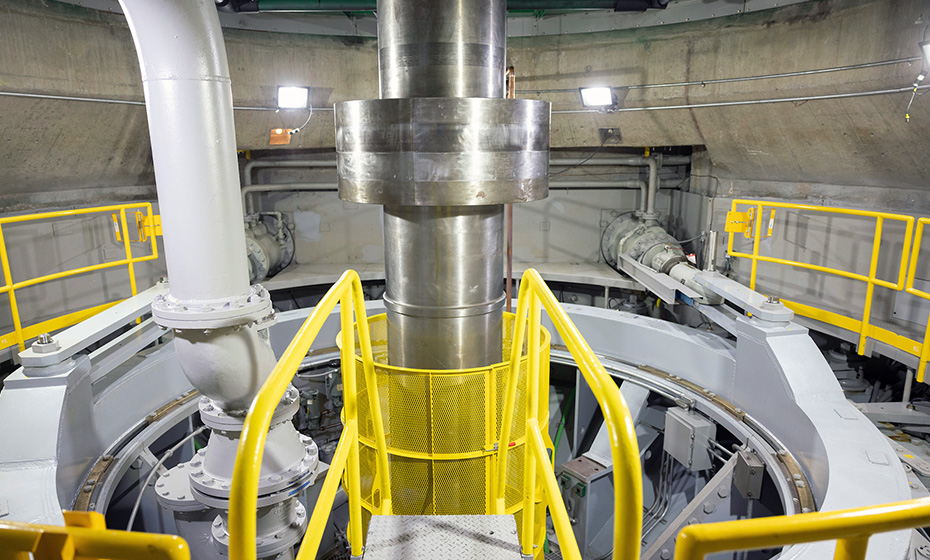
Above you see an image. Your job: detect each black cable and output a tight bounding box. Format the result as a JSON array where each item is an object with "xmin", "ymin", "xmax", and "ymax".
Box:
[{"xmin": 549, "ymin": 137, "xmax": 611, "ymax": 176}]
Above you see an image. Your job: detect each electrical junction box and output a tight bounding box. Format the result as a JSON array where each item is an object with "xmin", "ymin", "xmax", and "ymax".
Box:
[
  {"xmin": 556, "ymin": 455, "xmax": 613, "ymax": 560},
  {"xmin": 664, "ymin": 407, "xmax": 715, "ymax": 471}
]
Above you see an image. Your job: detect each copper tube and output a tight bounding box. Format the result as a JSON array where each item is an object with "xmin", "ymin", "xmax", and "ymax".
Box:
[{"xmin": 505, "ymin": 66, "xmax": 515, "ymax": 313}]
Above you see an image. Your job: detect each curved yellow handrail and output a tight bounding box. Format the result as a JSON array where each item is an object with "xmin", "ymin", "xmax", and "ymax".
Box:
[
  {"xmin": 674, "ymin": 497, "xmax": 930, "ymax": 560},
  {"xmin": 0, "ymin": 511, "xmax": 189, "ymax": 560},
  {"xmin": 228, "ymin": 270, "xmax": 392, "ymax": 560},
  {"xmin": 494, "ymin": 268, "xmax": 643, "ymax": 560}
]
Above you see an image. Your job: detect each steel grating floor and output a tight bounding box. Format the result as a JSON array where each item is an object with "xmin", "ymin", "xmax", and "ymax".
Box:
[{"xmin": 364, "ymin": 515, "xmax": 522, "ymax": 560}]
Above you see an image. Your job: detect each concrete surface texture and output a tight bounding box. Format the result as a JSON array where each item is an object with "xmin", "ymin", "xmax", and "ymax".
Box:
[{"xmin": 0, "ymin": 0, "xmax": 929, "ymax": 206}]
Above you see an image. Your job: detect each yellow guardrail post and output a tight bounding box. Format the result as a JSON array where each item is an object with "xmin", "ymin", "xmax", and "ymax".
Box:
[
  {"xmin": 673, "ymin": 497, "xmax": 930, "ymax": 560},
  {"xmin": 749, "ymin": 202, "xmax": 763, "ymax": 289},
  {"xmin": 118, "ymin": 208, "xmax": 139, "ymax": 297},
  {"xmin": 229, "ymin": 270, "xmax": 392, "ymax": 560},
  {"xmin": 520, "ymin": 292, "xmax": 541, "ymax": 556},
  {"xmin": 0, "ymin": 222, "xmax": 26, "ymax": 351},
  {"xmin": 906, "ymin": 218, "xmax": 930, "ymax": 382},
  {"xmin": 496, "ymin": 269, "xmax": 642, "ymax": 560},
  {"xmin": 340, "ymin": 288, "xmax": 364, "ymax": 556}
]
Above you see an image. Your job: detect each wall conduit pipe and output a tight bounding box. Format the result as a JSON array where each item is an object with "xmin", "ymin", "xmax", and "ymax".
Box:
[{"xmin": 644, "ymin": 154, "xmax": 661, "ymax": 221}]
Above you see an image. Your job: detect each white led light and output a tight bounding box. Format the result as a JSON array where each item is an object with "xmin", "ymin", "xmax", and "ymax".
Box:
[
  {"xmin": 579, "ymin": 86, "xmax": 615, "ymax": 108},
  {"xmin": 922, "ymin": 41, "xmax": 930, "ymax": 68},
  {"xmin": 277, "ymin": 86, "xmax": 310, "ymax": 110}
]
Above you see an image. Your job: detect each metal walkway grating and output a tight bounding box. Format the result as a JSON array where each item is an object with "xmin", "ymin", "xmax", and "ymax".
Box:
[{"xmin": 364, "ymin": 515, "xmax": 522, "ymax": 560}]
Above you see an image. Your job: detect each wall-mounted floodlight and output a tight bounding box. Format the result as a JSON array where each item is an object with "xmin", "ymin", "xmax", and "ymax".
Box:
[
  {"xmin": 921, "ymin": 41, "xmax": 930, "ymax": 69},
  {"xmin": 276, "ymin": 86, "xmax": 310, "ymax": 110},
  {"xmin": 579, "ymin": 86, "xmax": 617, "ymax": 110}
]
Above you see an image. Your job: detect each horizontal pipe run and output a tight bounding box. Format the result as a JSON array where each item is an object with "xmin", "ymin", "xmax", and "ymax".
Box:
[
  {"xmin": 243, "ymin": 160, "xmax": 338, "ymax": 186},
  {"xmin": 0, "ymin": 90, "xmax": 335, "ymax": 112},
  {"xmin": 549, "ymin": 156, "xmax": 690, "ymax": 166},
  {"xmin": 241, "ymin": 180, "xmax": 681, "ymax": 214},
  {"xmin": 240, "ymin": 155, "xmax": 687, "ymax": 185},
  {"xmin": 554, "ymin": 85, "xmax": 930, "ymax": 114},
  {"xmin": 520, "ymin": 56, "xmax": 923, "ymax": 94},
  {"xmin": 242, "ymin": 183, "xmax": 339, "ymax": 213}
]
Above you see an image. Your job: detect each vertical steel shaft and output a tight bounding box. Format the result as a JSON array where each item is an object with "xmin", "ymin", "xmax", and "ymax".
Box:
[{"xmin": 379, "ymin": 0, "xmax": 507, "ymax": 369}]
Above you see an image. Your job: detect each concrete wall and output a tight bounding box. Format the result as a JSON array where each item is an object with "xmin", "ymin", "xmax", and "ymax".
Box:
[
  {"xmin": 2, "ymin": 0, "xmax": 929, "ymax": 365},
  {"xmin": 2, "ymin": 0, "xmax": 929, "ymax": 204}
]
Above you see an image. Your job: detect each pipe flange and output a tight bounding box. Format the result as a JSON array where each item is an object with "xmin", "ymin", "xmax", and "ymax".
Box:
[
  {"xmin": 154, "ymin": 462, "xmax": 209, "ymax": 513},
  {"xmin": 189, "ymin": 437, "xmax": 319, "ymax": 501},
  {"xmin": 152, "ymin": 284, "xmax": 274, "ymax": 330},
  {"xmin": 197, "ymin": 388, "xmax": 299, "ymax": 431},
  {"xmin": 211, "ymin": 502, "xmax": 307, "ymax": 558}
]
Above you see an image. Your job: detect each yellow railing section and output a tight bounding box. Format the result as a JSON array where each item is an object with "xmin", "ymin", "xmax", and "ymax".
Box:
[
  {"xmin": 725, "ymin": 199, "xmax": 930, "ymax": 379},
  {"xmin": 0, "ymin": 510, "xmax": 189, "ymax": 560},
  {"xmin": 674, "ymin": 497, "xmax": 930, "ymax": 560},
  {"xmin": 0, "ymin": 203, "xmax": 160, "ymax": 351},
  {"xmin": 344, "ymin": 312, "xmax": 549, "ymax": 520},
  {"xmin": 906, "ymin": 217, "xmax": 930, "ymax": 383},
  {"xmin": 229, "ymin": 270, "xmax": 392, "ymax": 560},
  {"xmin": 495, "ymin": 269, "xmax": 643, "ymax": 560},
  {"xmin": 230, "ymin": 268, "xmax": 641, "ymax": 560}
]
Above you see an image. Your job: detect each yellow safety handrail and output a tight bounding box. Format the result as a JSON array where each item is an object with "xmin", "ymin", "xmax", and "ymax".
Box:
[
  {"xmin": 229, "ymin": 270, "xmax": 392, "ymax": 560},
  {"xmin": 495, "ymin": 269, "xmax": 643, "ymax": 560},
  {"xmin": 726, "ymin": 199, "xmax": 927, "ymax": 379},
  {"xmin": 906, "ymin": 217, "xmax": 930, "ymax": 383},
  {"xmin": 0, "ymin": 203, "xmax": 160, "ymax": 351},
  {"xmin": 674, "ymin": 497, "xmax": 930, "ymax": 560},
  {"xmin": 0, "ymin": 510, "xmax": 189, "ymax": 560}
]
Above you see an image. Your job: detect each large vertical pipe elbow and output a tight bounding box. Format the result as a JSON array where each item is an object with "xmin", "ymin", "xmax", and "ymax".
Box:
[
  {"xmin": 121, "ymin": 0, "xmax": 275, "ymax": 408},
  {"xmin": 120, "ymin": 0, "xmax": 250, "ymax": 304}
]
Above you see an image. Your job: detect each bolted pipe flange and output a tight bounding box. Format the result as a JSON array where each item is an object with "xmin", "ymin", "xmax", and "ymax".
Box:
[
  {"xmin": 154, "ymin": 462, "xmax": 210, "ymax": 513},
  {"xmin": 152, "ymin": 284, "xmax": 274, "ymax": 330},
  {"xmin": 189, "ymin": 434, "xmax": 319, "ymax": 501},
  {"xmin": 197, "ymin": 387, "xmax": 299, "ymax": 431},
  {"xmin": 211, "ymin": 501, "xmax": 307, "ymax": 559}
]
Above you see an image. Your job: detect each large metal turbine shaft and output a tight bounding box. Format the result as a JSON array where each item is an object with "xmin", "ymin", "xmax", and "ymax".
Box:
[{"xmin": 336, "ymin": 0, "xmax": 550, "ymax": 369}]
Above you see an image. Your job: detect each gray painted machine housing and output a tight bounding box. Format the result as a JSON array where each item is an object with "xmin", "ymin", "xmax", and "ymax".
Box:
[{"xmin": 0, "ymin": 293, "xmax": 911, "ymax": 559}]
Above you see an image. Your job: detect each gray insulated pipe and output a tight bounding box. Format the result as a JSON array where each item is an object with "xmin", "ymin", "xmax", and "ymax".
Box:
[{"xmin": 120, "ymin": 0, "xmax": 276, "ymax": 411}]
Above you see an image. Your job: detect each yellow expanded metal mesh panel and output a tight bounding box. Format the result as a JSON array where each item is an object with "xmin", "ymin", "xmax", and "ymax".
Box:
[{"xmin": 349, "ymin": 313, "xmax": 550, "ymax": 526}]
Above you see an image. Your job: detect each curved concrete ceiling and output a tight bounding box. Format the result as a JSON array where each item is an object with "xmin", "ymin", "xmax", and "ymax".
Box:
[{"xmin": 56, "ymin": 0, "xmax": 812, "ymax": 37}]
